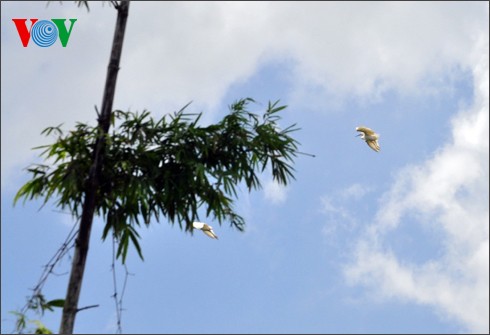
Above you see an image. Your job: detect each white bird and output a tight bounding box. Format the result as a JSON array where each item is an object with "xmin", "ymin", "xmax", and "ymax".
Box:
[
  {"xmin": 192, "ymin": 221, "xmax": 219, "ymax": 239},
  {"xmin": 356, "ymin": 126, "xmax": 380, "ymax": 152}
]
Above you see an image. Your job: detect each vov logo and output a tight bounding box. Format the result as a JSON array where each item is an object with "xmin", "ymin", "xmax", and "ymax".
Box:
[{"xmin": 12, "ymin": 19, "xmax": 77, "ymax": 47}]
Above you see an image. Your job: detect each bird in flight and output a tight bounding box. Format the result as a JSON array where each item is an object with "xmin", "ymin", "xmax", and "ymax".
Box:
[
  {"xmin": 356, "ymin": 126, "xmax": 380, "ymax": 152},
  {"xmin": 192, "ymin": 221, "xmax": 219, "ymax": 239}
]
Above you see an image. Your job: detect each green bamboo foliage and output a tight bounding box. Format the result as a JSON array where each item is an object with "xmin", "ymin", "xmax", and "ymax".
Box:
[{"xmin": 15, "ymin": 98, "xmax": 300, "ymax": 263}]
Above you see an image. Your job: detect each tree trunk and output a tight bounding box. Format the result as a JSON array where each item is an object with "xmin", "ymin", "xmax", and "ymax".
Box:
[{"xmin": 59, "ymin": 2, "xmax": 129, "ymax": 334}]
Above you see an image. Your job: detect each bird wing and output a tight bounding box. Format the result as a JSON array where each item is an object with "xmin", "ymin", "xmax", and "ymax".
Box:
[
  {"xmin": 366, "ymin": 139, "xmax": 380, "ymax": 152},
  {"xmin": 356, "ymin": 126, "xmax": 376, "ymax": 135},
  {"xmin": 192, "ymin": 221, "xmax": 204, "ymax": 229},
  {"xmin": 203, "ymin": 229, "xmax": 218, "ymax": 239}
]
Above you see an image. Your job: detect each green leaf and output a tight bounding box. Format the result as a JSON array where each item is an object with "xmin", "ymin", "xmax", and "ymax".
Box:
[
  {"xmin": 31, "ymin": 320, "xmax": 53, "ymax": 334},
  {"xmin": 9, "ymin": 311, "xmax": 27, "ymax": 331},
  {"xmin": 127, "ymin": 226, "xmax": 144, "ymax": 261},
  {"xmin": 116, "ymin": 230, "xmax": 129, "ymax": 263},
  {"xmin": 46, "ymin": 299, "xmax": 65, "ymax": 308}
]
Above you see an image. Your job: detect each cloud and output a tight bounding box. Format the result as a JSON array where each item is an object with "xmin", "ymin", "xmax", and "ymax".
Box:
[
  {"xmin": 320, "ymin": 195, "xmax": 354, "ymax": 243},
  {"xmin": 119, "ymin": 2, "xmax": 489, "ymax": 107},
  {"xmin": 320, "ymin": 183, "xmax": 373, "ymax": 244},
  {"xmin": 263, "ymin": 179, "xmax": 288, "ymax": 205},
  {"xmin": 339, "ymin": 183, "xmax": 372, "ymax": 200},
  {"xmin": 344, "ymin": 33, "xmax": 489, "ymax": 333},
  {"xmin": 267, "ymin": 2, "xmax": 487, "ymax": 100},
  {"xmin": 2, "ymin": 2, "xmax": 487, "ymax": 191}
]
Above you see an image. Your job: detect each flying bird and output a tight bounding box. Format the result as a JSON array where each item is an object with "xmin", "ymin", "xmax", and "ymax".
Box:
[
  {"xmin": 356, "ymin": 126, "xmax": 380, "ymax": 152},
  {"xmin": 192, "ymin": 221, "xmax": 218, "ymax": 239}
]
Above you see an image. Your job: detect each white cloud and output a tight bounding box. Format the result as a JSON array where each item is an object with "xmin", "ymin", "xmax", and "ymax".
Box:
[
  {"xmin": 268, "ymin": 2, "xmax": 487, "ymax": 100},
  {"xmin": 2, "ymin": 2, "xmax": 487, "ymax": 191},
  {"xmin": 320, "ymin": 195, "xmax": 354, "ymax": 243},
  {"xmin": 339, "ymin": 183, "xmax": 372, "ymax": 200},
  {"xmin": 263, "ymin": 179, "xmax": 287, "ymax": 205},
  {"xmin": 320, "ymin": 183, "xmax": 373, "ymax": 243},
  {"xmin": 118, "ymin": 2, "xmax": 489, "ymax": 107},
  {"xmin": 344, "ymin": 33, "xmax": 489, "ymax": 333}
]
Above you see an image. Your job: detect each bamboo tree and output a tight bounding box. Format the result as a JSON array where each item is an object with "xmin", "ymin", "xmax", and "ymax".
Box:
[
  {"xmin": 58, "ymin": 2, "xmax": 129, "ymax": 333},
  {"xmin": 14, "ymin": 1, "xmax": 307, "ymax": 333}
]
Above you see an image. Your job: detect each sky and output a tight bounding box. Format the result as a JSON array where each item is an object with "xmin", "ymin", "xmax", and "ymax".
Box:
[{"xmin": 1, "ymin": 1, "xmax": 489, "ymax": 334}]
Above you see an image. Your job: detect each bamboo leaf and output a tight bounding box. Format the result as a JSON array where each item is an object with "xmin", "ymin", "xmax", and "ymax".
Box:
[
  {"xmin": 47, "ymin": 299, "xmax": 65, "ymax": 308},
  {"xmin": 15, "ymin": 97, "xmax": 305, "ymax": 266}
]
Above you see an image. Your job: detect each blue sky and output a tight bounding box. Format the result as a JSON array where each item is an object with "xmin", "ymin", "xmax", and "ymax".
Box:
[{"xmin": 1, "ymin": 2, "xmax": 489, "ymax": 334}]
